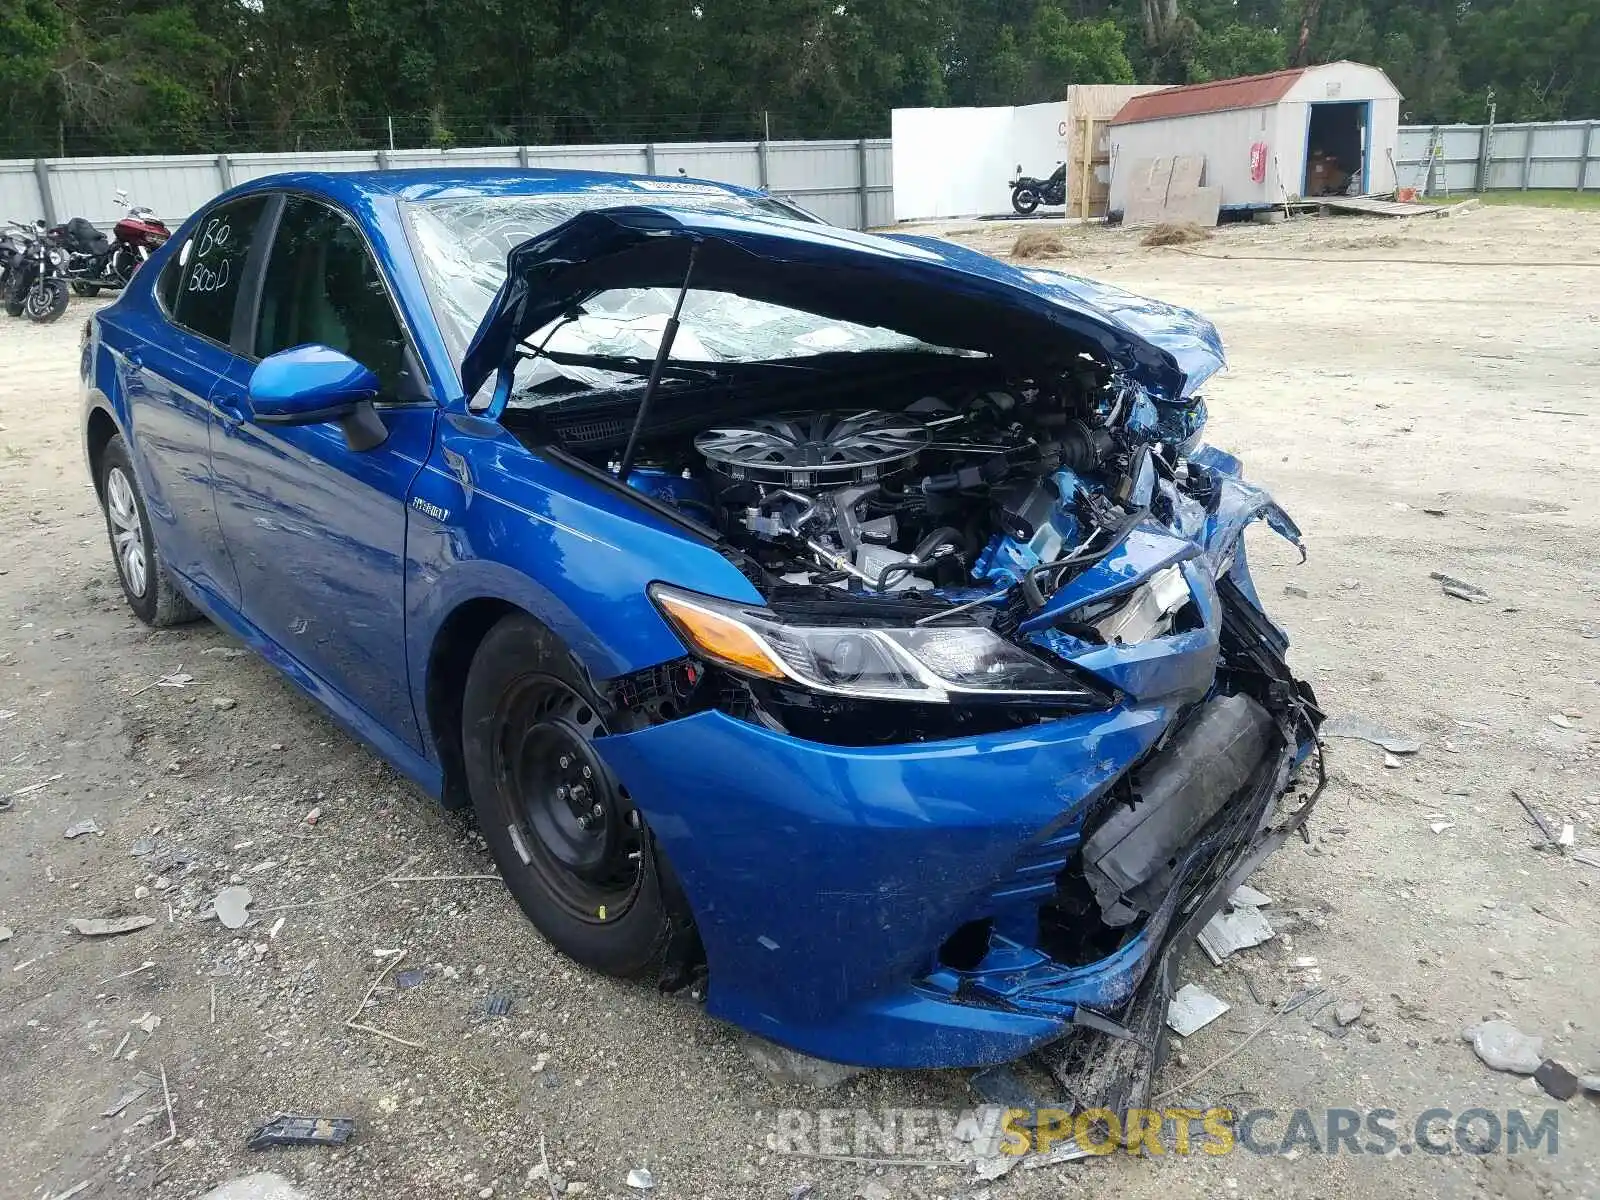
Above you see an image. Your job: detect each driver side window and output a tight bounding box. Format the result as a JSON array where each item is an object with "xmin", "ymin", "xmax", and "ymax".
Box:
[{"xmin": 254, "ymin": 196, "xmax": 414, "ymax": 398}]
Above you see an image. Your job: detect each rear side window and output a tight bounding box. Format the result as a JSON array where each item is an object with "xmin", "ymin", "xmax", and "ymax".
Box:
[
  {"xmin": 254, "ymin": 196, "xmax": 410, "ymax": 396},
  {"xmin": 170, "ymin": 195, "xmax": 268, "ymax": 345},
  {"xmin": 155, "ymin": 253, "xmax": 181, "ymax": 314}
]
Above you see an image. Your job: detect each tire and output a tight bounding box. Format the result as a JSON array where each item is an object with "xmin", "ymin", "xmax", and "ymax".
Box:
[
  {"xmin": 25, "ymin": 279, "xmax": 68, "ymax": 323},
  {"xmin": 1011, "ymin": 185, "xmax": 1041, "ymax": 215},
  {"xmin": 72, "ymin": 281, "xmax": 101, "ymax": 297},
  {"xmin": 461, "ymin": 614, "xmax": 674, "ymax": 979},
  {"xmin": 98, "ymin": 434, "xmax": 200, "ymax": 627}
]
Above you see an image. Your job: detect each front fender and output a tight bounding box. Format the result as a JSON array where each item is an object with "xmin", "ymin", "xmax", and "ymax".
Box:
[{"xmin": 404, "ymin": 419, "xmax": 765, "ymax": 752}]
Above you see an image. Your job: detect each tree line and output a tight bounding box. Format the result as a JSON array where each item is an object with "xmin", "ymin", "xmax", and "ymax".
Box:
[{"xmin": 2, "ymin": 0, "xmax": 1594, "ymax": 158}]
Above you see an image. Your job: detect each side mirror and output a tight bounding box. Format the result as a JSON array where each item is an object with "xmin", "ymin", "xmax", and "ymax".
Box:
[{"xmin": 247, "ymin": 345, "xmax": 388, "ymax": 450}]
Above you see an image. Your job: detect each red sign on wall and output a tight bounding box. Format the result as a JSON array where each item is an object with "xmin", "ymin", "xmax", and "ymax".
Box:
[{"xmin": 1249, "ymin": 142, "xmax": 1268, "ymax": 183}]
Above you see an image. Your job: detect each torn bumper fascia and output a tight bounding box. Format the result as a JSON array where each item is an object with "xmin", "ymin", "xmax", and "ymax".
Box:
[{"xmin": 593, "ymin": 494, "xmax": 1320, "ymax": 1070}]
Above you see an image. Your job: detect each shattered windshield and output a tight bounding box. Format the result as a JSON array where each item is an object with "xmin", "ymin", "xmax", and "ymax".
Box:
[{"xmin": 402, "ymin": 192, "xmax": 971, "ymax": 398}]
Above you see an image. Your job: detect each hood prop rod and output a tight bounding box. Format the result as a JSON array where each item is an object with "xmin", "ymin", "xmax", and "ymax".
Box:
[{"xmin": 617, "ymin": 242, "xmax": 700, "ymax": 485}]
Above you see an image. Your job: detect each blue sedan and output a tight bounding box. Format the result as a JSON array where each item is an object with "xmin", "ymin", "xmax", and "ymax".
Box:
[{"xmin": 80, "ymin": 169, "xmax": 1322, "ymax": 1091}]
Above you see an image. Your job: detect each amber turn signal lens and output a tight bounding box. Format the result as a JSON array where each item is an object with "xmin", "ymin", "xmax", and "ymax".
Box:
[{"xmin": 654, "ymin": 592, "xmax": 786, "ymax": 681}]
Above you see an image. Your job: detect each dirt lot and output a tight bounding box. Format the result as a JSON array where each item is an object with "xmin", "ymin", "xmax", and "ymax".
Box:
[{"xmin": 2, "ymin": 204, "xmax": 1597, "ymax": 1200}]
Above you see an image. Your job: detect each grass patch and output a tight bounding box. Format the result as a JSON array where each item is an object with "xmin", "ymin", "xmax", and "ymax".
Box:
[
  {"xmin": 1010, "ymin": 228, "xmax": 1073, "ymax": 259},
  {"xmin": 1423, "ymin": 190, "xmax": 1600, "ymax": 211},
  {"xmin": 1141, "ymin": 221, "xmax": 1214, "ymax": 247}
]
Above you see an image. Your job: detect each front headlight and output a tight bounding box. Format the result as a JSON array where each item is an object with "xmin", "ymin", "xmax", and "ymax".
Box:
[{"xmin": 651, "ymin": 584, "xmax": 1107, "ymax": 705}]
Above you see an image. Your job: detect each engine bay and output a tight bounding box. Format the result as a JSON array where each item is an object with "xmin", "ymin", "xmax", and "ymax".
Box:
[{"xmin": 507, "ymin": 354, "xmax": 1209, "ymax": 644}]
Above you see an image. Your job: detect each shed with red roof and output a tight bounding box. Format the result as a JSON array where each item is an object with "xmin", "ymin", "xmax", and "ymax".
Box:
[{"xmin": 1106, "ymin": 62, "xmax": 1401, "ymax": 216}]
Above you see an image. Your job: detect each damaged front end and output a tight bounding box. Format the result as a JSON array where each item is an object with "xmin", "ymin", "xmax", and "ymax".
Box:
[{"xmin": 450, "ymin": 204, "xmax": 1324, "ymax": 1085}]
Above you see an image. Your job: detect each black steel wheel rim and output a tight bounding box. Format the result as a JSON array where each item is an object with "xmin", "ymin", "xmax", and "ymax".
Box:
[{"xmin": 491, "ymin": 675, "xmax": 644, "ymax": 924}]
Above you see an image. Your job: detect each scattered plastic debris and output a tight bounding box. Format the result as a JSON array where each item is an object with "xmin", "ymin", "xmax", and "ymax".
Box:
[
  {"xmin": 973, "ymin": 1154, "xmax": 1021, "ymax": 1182},
  {"xmin": 1383, "ymin": 753, "xmax": 1402, "ymax": 769},
  {"xmin": 1431, "ymin": 821, "xmax": 1456, "ymax": 834},
  {"xmin": 395, "ymin": 968, "xmax": 425, "ymax": 990},
  {"xmin": 1230, "ymin": 884, "xmax": 1272, "ymax": 907},
  {"xmin": 1283, "ymin": 584, "xmax": 1309, "ymax": 598},
  {"xmin": 743, "ymin": 1035, "xmax": 865, "ymax": 1089},
  {"xmin": 0, "ymin": 925, "xmax": 12, "ymax": 943},
  {"xmin": 101, "ymin": 1071, "xmax": 158, "ymax": 1118},
  {"xmin": 11, "ymin": 773, "xmax": 63, "ymax": 798},
  {"xmin": 1431, "ymin": 572, "xmax": 1489, "ymax": 603},
  {"xmin": 196, "ymin": 1174, "xmax": 308, "ymax": 1200},
  {"xmin": 303, "ymin": 807, "xmax": 321, "ymax": 826},
  {"xmin": 1534, "ymin": 1060, "xmax": 1580, "ymax": 1101},
  {"xmin": 483, "ymin": 992, "xmax": 513, "ymax": 1017},
  {"xmin": 626, "ymin": 1168, "xmax": 656, "ymax": 1190},
  {"xmin": 1320, "ymin": 715, "xmax": 1422, "ymax": 754},
  {"xmin": 63, "ymin": 818, "xmax": 103, "ymax": 839},
  {"xmin": 213, "ymin": 886, "xmax": 253, "ymax": 930},
  {"xmin": 1558, "ymin": 824, "xmax": 1575, "ymax": 848},
  {"xmin": 1462, "ymin": 1020, "xmax": 1544, "ymax": 1074},
  {"xmin": 1167, "ymin": 983, "xmax": 1230, "ymax": 1036},
  {"xmin": 1198, "ymin": 905, "xmax": 1275, "ymax": 964},
  {"xmin": 70, "ymin": 915, "xmax": 155, "ymax": 938},
  {"xmin": 1335, "ymin": 999, "xmax": 1365, "ymax": 1026},
  {"xmin": 1549, "ymin": 713, "xmax": 1572, "ymax": 729},
  {"xmin": 132, "ymin": 1012, "xmax": 162, "ymax": 1034},
  {"xmin": 246, "ymin": 1114, "xmax": 357, "ymax": 1151},
  {"xmin": 787, "ymin": 1184, "xmax": 816, "ymax": 1200}
]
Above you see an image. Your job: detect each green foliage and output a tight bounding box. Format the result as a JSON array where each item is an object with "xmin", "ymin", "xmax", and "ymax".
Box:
[{"xmin": 0, "ymin": 0, "xmax": 1590, "ymax": 156}]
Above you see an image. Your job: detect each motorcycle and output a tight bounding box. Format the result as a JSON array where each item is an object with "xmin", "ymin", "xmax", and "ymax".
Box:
[
  {"xmin": 1009, "ymin": 162, "xmax": 1066, "ymax": 215},
  {"xmin": 3, "ymin": 220, "xmax": 71, "ymax": 323},
  {"xmin": 48, "ymin": 216, "xmax": 123, "ymax": 296},
  {"xmin": 106, "ymin": 189, "xmax": 171, "ymax": 288}
]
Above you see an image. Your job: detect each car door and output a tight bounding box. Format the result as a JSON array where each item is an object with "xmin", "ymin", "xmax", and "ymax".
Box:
[
  {"xmin": 113, "ymin": 194, "xmax": 273, "ymax": 609},
  {"xmin": 208, "ymin": 192, "xmax": 437, "ymax": 749}
]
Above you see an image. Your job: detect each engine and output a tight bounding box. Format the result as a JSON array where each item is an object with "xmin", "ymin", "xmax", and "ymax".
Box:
[{"xmin": 671, "ymin": 387, "xmax": 1143, "ymax": 599}]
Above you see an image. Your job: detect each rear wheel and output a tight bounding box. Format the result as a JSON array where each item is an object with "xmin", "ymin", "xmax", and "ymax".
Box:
[
  {"xmin": 98, "ymin": 434, "xmax": 199, "ymax": 627},
  {"xmin": 461, "ymin": 615, "xmax": 674, "ymax": 978}
]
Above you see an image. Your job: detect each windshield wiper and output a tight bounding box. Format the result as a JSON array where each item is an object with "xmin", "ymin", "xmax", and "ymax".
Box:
[{"xmin": 536, "ymin": 349, "xmax": 721, "ymax": 382}]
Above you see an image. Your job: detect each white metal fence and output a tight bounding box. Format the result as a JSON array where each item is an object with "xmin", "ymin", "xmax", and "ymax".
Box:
[
  {"xmin": 1394, "ymin": 120, "xmax": 1599, "ymax": 193},
  {"xmin": 1, "ymin": 122, "xmax": 1592, "ymax": 232},
  {"xmin": 0, "ymin": 140, "xmax": 893, "ymax": 231}
]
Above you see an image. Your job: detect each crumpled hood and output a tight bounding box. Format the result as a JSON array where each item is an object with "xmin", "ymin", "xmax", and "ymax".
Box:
[{"xmin": 459, "ymin": 206, "xmax": 1225, "ymax": 401}]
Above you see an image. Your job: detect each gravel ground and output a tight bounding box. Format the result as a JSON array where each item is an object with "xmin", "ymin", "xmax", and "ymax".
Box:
[{"xmin": 1, "ymin": 204, "xmax": 1597, "ymax": 1200}]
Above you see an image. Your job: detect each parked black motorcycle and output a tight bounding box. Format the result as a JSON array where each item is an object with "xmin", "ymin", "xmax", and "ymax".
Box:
[
  {"xmin": 3, "ymin": 220, "xmax": 71, "ymax": 323},
  {"xmin": 1009, "ymin": 162, "xmax": 1066, "ymax": 214},
  {"xmin": 49, "ymin": 216, "xmax": 123, "ymax": 296}
]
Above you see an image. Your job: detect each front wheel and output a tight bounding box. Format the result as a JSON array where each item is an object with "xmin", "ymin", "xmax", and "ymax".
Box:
[
  {"xmin": 24, "ymin": 278, "xmax": 68, "ymax": 323},
  {"xmin": 461, "ymin": 615, "xmax": 676, "ymax": 979},
  {"xmin": 1011, "ymin": 185, "xmax": 1041, "ymax": 215}
]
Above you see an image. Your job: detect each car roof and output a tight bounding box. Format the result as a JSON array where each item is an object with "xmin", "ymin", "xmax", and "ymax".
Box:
[{"xmin": 229, "ymin": 167, "xmax": 761, "ymax": 206}]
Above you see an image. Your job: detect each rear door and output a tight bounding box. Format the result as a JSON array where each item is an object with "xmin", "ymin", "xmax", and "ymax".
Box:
[
  {"xmin": 209, "ymin": 192, "xmax": 436, "ymax": 748},
  {"xmin": 115, "ymin": 193, "xmax": 272, "ymax": 608}
]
